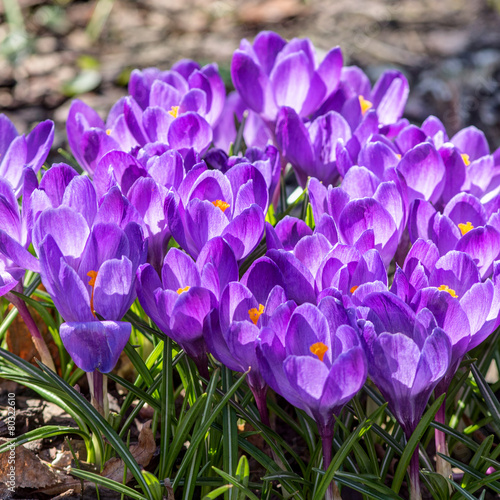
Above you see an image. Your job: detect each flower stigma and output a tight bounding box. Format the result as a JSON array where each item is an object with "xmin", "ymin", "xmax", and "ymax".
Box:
[
  {"xmin": 248, "ymin": 304, "xmax": 264, "ymax": 325},
  {"xmin": 438, "ymin": 284, "xmax": 458, "ymax": 298},
  {"xmin": 458, "ymin": 221, "xmax": 474, "ymax": 235},
  {"xmin": 350, "ymin": 285, "xmax": 359, "ymax": 294},
  {"xmin": 212, "ymin": 200, "xmax": 230, "ymax": 212},
  {"xmin": 177, "ymin": 286, "xmax": 190, "ymax": 294},
  {"xmin": 461, "ymin": 153, "xmax": 470, "ymax": 166},
  {"xmin": 358, "ymin": 95, "xmax": 373, "ymax": 115},
  {"xmin": 168, "ymin": 106, "xmax": 179, "ymax": 118},
  {"xmin": 87, "ymin": 270, "xmax": 99, "ymax": 317},
  {"xmin": 310, "ymin": 342, "xmax": 328, "ymax": 362}
]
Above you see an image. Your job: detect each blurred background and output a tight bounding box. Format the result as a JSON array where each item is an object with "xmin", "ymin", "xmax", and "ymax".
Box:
[{"xmin": 1, "ymin": 0, "xmax": 500, "ymax": 161}]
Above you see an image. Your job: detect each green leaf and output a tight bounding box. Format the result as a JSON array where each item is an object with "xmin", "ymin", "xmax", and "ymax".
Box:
[
  {"xmin": 471, "ymin": 363, "xmax": 500, "ymax": 432},
  {"xmin": 421, "ymin": 471, "xmax": 450, "ymax": 500},
  {"xmin": 142, "ymin": 471, "xmax": 163, "ymax": 500},
  {"xmin": 69, "ymin": 468, "xmax": 146, "ymax": 500},
  {"xmin": 212, "ymin": 467, "xmax": 261, "ymax": 500},
  {"xmin": 391, "ymin": 393, "xmax": 446, "ymax": 494},
  {"xmin": 203, "ymin": 485, "xmax": 234, "ymax": 499},
  {"xmin": 333, "ymin": 471, "xmax": 403, "ymax": 500},
  {"xmin": 462, "ymin": 434, "xmax": 494, "ymax": 488},
  {"xmin": 36, "ymin": 361, "xmax": 154, "ymax": 500},
  {"xmin": 164, "ymin": 393, "xmax": 208, "ymax": 476},
  {"xmin": 62, "ymin": 70, "xmax": 102, "ymax": 97}
]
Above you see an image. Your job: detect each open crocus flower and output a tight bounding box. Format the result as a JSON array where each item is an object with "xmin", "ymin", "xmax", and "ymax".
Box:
[
  {"xmin": 0, "ymin": 115, "xmax": 54, "ymax": 195},
  {"xmin": 409, "ymin": 192, "xmax": 500, "ymax": 278},
  {"xmin": 204, "ymin": 256, "xmax": 289, "ymax": 423},
  {"xmin": 257, "ymin": 295, "xmax": 366, "ymax": 472},
  {"xmin": 128, "ymin": 61, "xmax": 225, "ymax": 128},
  {"xmin": 231, "ymin": 31, "xmax": 343, "ymax": 127},
  {"xmin": 33, "ymin": 204, "xmax": 146, "ymax": 373},
  {"xmin": 316, "ymin": 66, "xmax": 409, "ymax": 137},
  {"xmin": 136, "ymin": 241, "xmax": 238, "ymax": 377},
  {"xmin": 308, "ymin": 172, "xmax": 407, "ymax": 267},
  {"xmin": 167, "ymin": 166, "xmax": 266, "ymax": 260}
]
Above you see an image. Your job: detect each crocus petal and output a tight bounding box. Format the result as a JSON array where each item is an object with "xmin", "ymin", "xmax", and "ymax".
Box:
[
  {"xmin": 60, "ymin": 321, "xmax": 131, "ymax": 373},
  {"xmin": 168, "ymin": 113, "xmax": 212, "ymax": 154}
]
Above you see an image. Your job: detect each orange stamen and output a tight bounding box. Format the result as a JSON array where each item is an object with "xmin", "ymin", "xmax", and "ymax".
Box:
[
  {"xmin": 87, "ymin": 270, "xmax": 99, "ymax": 317},
  {"xmin": 310, "ymin": 342, "xmax": 328, "ymax": 362},
  {"xmin": 461, "ymin": 153, "xmax": 470, "ymax": 166},
  {"xmin": 350, "ymin": 285, "xmax": 359, "ymax": 294},
  {"xmin": 106, "ymin": 129, "xmax": 111, "ymax": 136},
  {"xmin": 212, "ymin": 199, "xmax": 230, "ymax": 212},
  {"xmin": 458, "ymin": 221, "xmax": 474, "ymax": 235},
  {"xmin": 358, "ymin": 95, "xmax": 373, "ymax": 115},
  {"xmin": 177, "ymin": 286, "xmax": 190, "ymax": 294},
  {"xmin": 248, "ymin": 304, "xmax": 264, "ymax": 325},
  {"xmin": 438, "ymin": 284, "xmax": 458, "ymax": 298}
]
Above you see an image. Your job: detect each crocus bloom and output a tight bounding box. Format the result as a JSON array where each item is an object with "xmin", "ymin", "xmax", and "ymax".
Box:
[
  {"xmin": 204, "ymin": 256, "xmax": 289, "ymax": 423},
  {"xmin": 409, "ymin": 192, "xmax": 500, "ymax": 278},
  {"xmin": 136, "ymin": 240, "xmax": 237, "ymax": 377},
  {"xmin": 167, "ymin": 166, "xmax": 267, "ymax": 260},
  {"xmin": 0, "ymin": 115, "xmax": 54, "ymax": 195},
  {"xmin": 257, "ymin": 294, "xmax": 367, "ymax": 470},
  {"xmin": 231, "ymin": 31, "xmax": 342, "ymax": 125},
  {"xmin": 33, "ymin": 201, "xmax": 146, "ymax": 372},
  {"xmin": 359, "ymin": 291, "xmax": 451, "ymax": 499}
]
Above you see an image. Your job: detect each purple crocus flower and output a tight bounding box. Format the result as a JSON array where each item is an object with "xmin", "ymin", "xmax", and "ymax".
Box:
[
  {"xmin": 257, "ymin": 294, "xmax": 367, "ymax": 472},
  {"xmin": 409, "ymin": 193, "xmax": 500, "ymax": 278},
  {"xmin": 204, "ymin": 256, "xmax": 289, "ymax": 424},
  {"xmin": 308, "ymin": 173, "xmax": 407, "ymax": 267},
  {"xmin": 231, "ymin": 31, "xmax": 343, "ymax": 127},
  {"xmin": 33, "ymin": 196, "xmax": 146, "ymax": 373},
  {"xmin": 167, "ymin": 166, "xmax": 266, "ymax": 260},
  {"xmin": 0, "ymin": 115, "xmax": 54, "ymax": 195},
  {"xmin": 136, "ymin": 239, "xmax": 238, "ymax": 377},
  {"xmin": 359, "ymin": 291, "xmax": 451, "ymax": 499},
  {"xmin": 276, "ymin": 106, "xmax": 351, "ymax": 187}
]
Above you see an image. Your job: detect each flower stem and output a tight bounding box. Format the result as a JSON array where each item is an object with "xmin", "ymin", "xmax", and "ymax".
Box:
[
  {"xmin": 321, "ymin": 427, "xmax": 342, "ymax": 500},
  {"xmin": 409, "ymin": 448, "xmax": 422, "ymax": 500},
  {"xmin": 89, "ymin": 369, "xmax": 108, "ymax": 417},
  {"xmin": 251, "ymin": 385, "xmax": 270, "ymax": 427},
  {"xmin": 6, "ymin": 289, "xmax": 56, "ymax": 372},
  {"xmin": 435, "ymin": 398, "xmax": 453, "ymax": 490}
]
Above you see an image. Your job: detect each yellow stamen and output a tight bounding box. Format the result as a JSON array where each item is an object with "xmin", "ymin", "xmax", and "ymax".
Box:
[
  {"xmin": 438, "ymin": 284, "xmax": 458, "ymax": 298},
  {"xmin": 212, "ymin": 199, "xmax": 230, "ymax": 212},
  {"xmin": 248, "ymin": 304, "xmax": 264, "ymax": 325},
  {"xmin": 168, "ymin": 106, "xmax": 179, "ymax": 118},
  {"xmin": 358, "ymin": 95, "xmax": 373, "ymax": 115},
  {"xmin": 87, "ymin": 270, "xmax": 99, "ymax": 317},
  {"xmin": 350, "ymin": 285, "xmax": 359, "ymax": 294},
  {"xmin": 106, "ymin": 129, "xmax": 111, "ymax": 136},
  {"xmin": 177, "ymin": 286, "xmax": 190, "ymax": 294},
  {"xmin": 310, "ymin": 342, "xmax": 328, "ymax": 362},
  {"xmin": 396, "ymin": 154, "xmax": 402, "ymax": 160},
  {"xmin": 461, "ymin": 153, "xmax": 470, "ymax": 166},
  {"xmin": 458, "ymin": 221, "xmax": 474, "ymax": 235}
]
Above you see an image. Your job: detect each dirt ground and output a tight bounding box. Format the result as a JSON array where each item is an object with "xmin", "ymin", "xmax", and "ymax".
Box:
[{"xmin": 1, "ymin": 0, "xmax": 500, "ymax": 160}]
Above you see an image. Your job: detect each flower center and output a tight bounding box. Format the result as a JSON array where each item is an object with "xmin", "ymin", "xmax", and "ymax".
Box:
[
  {"xmin": 310, "ymin": 342, "xmax": 328, "ymax": 362},
  {"xmin": 106, "ymin": 129, "xmax": 112, "ymax": 136},
  {"xmin": 461, "ymin": 153, "xmax": 470, "ymax": 166},
  {"xmin": 350, "ymin": 285, "xmax": 359, "ymax": 294},
  {"xmin": 212, "ymin": 200, "xmax": 230, "ymax": 212},
  {"xmin": 458, "ymin": 221, "xmax": 474, "ymax": 235},
  {"xmin": 248, "ymin": 304, "xmax": 264, "ymax": 325},
  {"xmin": 87, "ymin": 270, "xmax": 99, "ymax": 318},
  {"xmin": 177, "ymin": 286, "xmax": 190, "ymax": 294},
  {"xmin": 358, "ymin": 95, "xmax": 373, "ymax": 115},
  {"xmin": 438, "ymin": 284, "xmax": 458, "ymax": 298},
  {"xmin": 168, "ymin": 106, "xmax": 179, "ymax": 118}
]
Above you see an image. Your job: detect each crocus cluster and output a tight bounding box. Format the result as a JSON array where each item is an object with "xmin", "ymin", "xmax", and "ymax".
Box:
[{"xmin": 2, "ymin": 29, "xmax": 500, "ymax": 499}]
